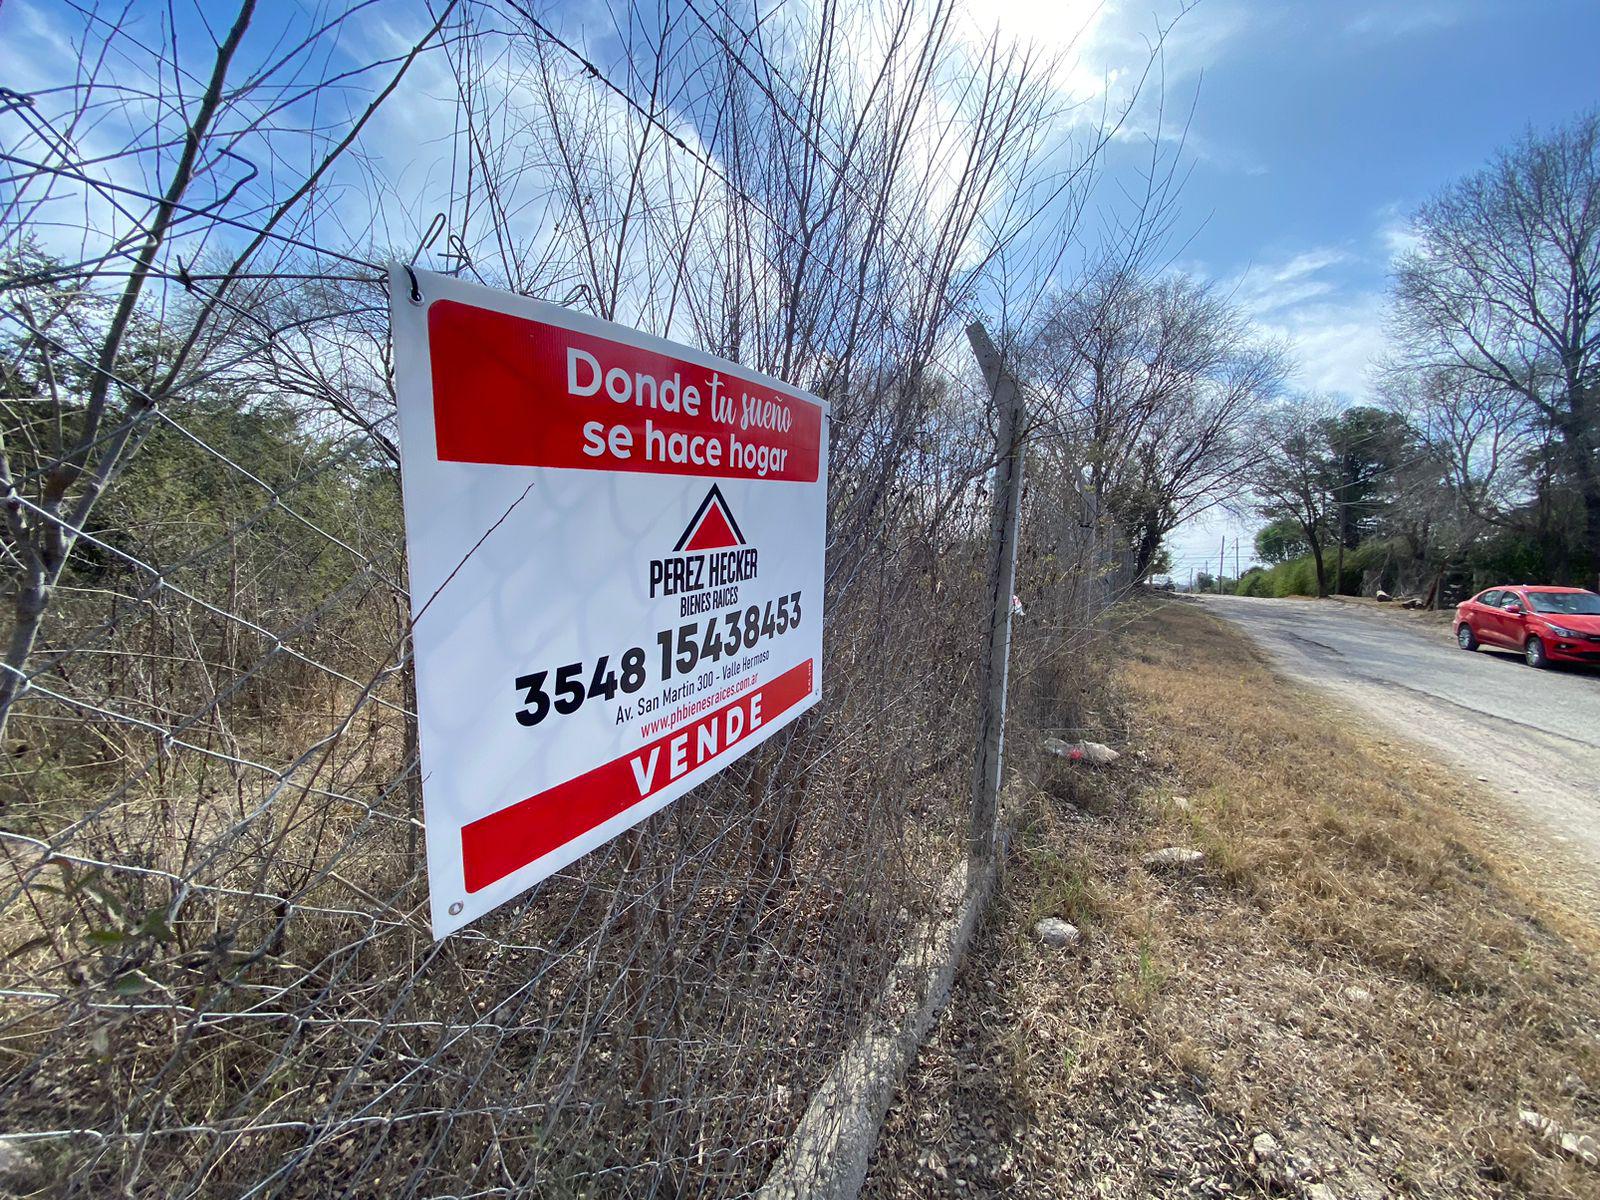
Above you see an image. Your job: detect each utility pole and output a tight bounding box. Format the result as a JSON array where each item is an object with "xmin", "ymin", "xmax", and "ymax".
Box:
[
  {"xmin": 1234, "ymin": 537, "xmax": 1240, "ymax": 583},
  {"xmin": 1335, "ymin": 492, "xmax": 1346, "ymax": 597},
  {"xmin": 1218, "ymin": 536, "xmax": 1226, "ymax": 595},
  {"xmin": 1188, "ymin": 567, "xmax": 1194, "ymax": 593},
  {"xmin": 964, "ymin": 321, "xmax": 1025, "ymax": 889}
]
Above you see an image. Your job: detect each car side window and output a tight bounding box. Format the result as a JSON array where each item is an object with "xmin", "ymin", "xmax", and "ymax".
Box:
[
  {"xmin": 1478, "ymin": 590, "xmax": 1501, "ymax": 607},
  {"xmin": 1502, "ymin": 593, "xmax": 1523, "ymax": 610}
]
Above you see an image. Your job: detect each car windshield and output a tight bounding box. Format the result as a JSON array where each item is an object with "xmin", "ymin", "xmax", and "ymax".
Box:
[{"xmin": 1528, "ymin": 591, "xmax": 1600, "ymax": 615}]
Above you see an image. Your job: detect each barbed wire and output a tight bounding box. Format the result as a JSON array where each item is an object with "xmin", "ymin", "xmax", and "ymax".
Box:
[{"xmin": 0, "ymin": 2, "xmax": 1136, "ymax": 1196}]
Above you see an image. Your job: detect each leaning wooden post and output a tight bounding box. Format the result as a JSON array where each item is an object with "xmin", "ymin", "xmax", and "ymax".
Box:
[{"xmin": 965, "ymin": 321, "xmax": 1026, "ymax": 887}]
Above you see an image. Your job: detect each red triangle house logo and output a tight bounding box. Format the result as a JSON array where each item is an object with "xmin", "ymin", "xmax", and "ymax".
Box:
[{"xmin": 674, "ymin": 485, "xmax": 746, "ymax": 552}]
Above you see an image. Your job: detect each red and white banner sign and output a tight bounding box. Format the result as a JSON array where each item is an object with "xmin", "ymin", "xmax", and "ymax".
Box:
[{"xmin": 389, "ymin": 268, "xmax": 827, "ymax": 937}]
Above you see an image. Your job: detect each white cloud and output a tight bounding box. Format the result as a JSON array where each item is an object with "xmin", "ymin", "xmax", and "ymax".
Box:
[
  {"xmin": 1231, "ymin": 247, "xmax": 1349, "ymax": 316},
  {"xmin": 965, "ymin": 0, "xmax": 1115, "ymax": 100},
  {"xmin": 1375, "ymin": 203, "xmax": 1422, "ymax": 258},
  {"xmin": 1266, "ymin": 293, "xmax": 1390, "ymax": 397},
  {"xmin": 1227, "ymin": 245, "xmax": 1390, "ymax": 399},
  {"xmin": 1235, "ymin": 202, "xmax": 1428, "ymax": 398},
  {"xmin": 966, "ymin": 0, "xmax": 1256, "ymax": 151},
  {"xmin": 1343, "ymin": 4, "xmax": 1474, "ymax": 39}
]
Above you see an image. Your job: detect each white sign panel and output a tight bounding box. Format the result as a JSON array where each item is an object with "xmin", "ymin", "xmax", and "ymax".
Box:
[{"xmin": 388, "ymin": 268, "xmax": 827, "ymax": 937}]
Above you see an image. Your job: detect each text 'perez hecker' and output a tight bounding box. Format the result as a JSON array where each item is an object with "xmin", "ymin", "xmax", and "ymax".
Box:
[{"xmin": 649, "ymin": 548, "xmax": 759, "ymax": 598}]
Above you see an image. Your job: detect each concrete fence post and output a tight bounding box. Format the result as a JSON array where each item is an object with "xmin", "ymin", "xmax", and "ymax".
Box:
[{"xmin": 964, "ymin": 321, "xmax": 1026, "ymax": 883}]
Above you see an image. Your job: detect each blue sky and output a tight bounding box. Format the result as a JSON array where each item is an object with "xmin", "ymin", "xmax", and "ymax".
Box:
[{"xmin": 1043, "ymin": 0, "xmax": 1600, "ymax": 577}]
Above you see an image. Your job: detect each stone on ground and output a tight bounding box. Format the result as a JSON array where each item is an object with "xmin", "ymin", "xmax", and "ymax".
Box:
[
  {"xmin": 1522, "ymin": 1109, "xmax": 1556, "ymax": 1136},
  {"xmin": 1562, "ymin": 1131, "xmax": 1600, "ymax": 1167},
  {"xmin": 1519, "ymin": 1109, "xmax": 1598, "ymax": 1166},
  {"xmin": 1032, "ymin": 917, "xmax": 1081, "ymax": 948},
  {"xmin": 1142, "ymin": 847, "xmax": 1205, "ymax": 870},
  {"xmin": 0, "ymin": 1138, "xmax": 41, "ymax": 1189}
]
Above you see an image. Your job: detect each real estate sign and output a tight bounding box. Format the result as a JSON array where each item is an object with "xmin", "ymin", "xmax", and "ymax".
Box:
[{"xmin": 389, "ymin": 267, "xmax": 828, "ymax": 937}]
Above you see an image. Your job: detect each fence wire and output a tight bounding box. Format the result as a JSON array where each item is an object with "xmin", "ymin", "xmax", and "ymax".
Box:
[{"xmin": 0, "ymin": 1, "xmax": 1133, "ymax": 1195}]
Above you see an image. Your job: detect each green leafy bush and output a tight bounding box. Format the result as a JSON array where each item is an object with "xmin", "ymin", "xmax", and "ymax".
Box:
[{"xmin": 1234, "ymin": 540, "xmax": 1397, "ymax": 597}]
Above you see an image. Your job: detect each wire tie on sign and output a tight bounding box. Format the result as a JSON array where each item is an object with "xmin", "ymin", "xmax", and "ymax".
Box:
[
  {"xmin": 413, "ymin": 211, "xmax": 447, "ymax": 263},
  {"xmin": 404, "ymin": 265, "xmax": 423, "ymax": 306}
]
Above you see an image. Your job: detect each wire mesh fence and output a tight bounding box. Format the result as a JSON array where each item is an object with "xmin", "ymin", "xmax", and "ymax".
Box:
[{"xmin": 0, "ymin": 1, "xmax": 1135, "ymax": 1195}]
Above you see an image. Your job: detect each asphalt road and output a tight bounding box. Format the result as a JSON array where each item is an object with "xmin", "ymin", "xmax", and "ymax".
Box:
[{"xmin": 1199, "ymin": 594, "xmax": 1600, "ymax": 903}]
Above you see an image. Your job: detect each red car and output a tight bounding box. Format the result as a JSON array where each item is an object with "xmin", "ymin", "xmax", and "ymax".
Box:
[{"xmin": 1454, "ymin": 586, "xmax": 1600, "ymax": 667}]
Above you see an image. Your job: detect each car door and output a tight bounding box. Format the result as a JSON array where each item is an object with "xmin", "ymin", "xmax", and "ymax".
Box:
[
  {"xmin": 1491, "ymin": 589, "xmax": 1529, "ymax": 647},
  {"xmin": 1473, "ymin": 590, "xmax": 1505, "ymax": 644}
]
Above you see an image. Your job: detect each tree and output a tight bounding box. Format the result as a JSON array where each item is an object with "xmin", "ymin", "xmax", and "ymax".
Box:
[
  {"xmin": 1254, "ymin": 515, "xmax": 1311, "ymax": 564},
  {"xmin": 1323, "ymin": 406, "xmax": 1411, "ymax": 550},
  {"xmin": 0, "ymin": 1, "xmax": 454, "ymax": 742},
  {"xmin": 1251, "ymin": 399, "xmax": 1338, "ymax": 596},
  {"xmin": 1318, "ymin": 405, "xmax": 1413, "ymax": 592},
  {"xmin": 1379, "ymin": 365, "xmax": 1527, "ymax": 602},
  {"xmin": 1027, "ymin": 263, "xmax": 1288, "ymax": 578},
  {"xmin": 1391, "ymin": 111, "xmax": 1600, "ymax": 588}
]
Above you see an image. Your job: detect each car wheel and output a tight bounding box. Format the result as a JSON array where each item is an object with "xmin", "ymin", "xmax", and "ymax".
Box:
[
  {"xmin": 1525, "ymin": 636, "xmax": 1548, "ymax": 668},
  {"xmin": 1457, "ymin": 624, "xmax": 1478, "ymax": 651}
]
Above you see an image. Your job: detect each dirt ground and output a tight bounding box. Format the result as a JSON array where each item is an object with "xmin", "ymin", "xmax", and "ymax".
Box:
[
  {"xmin": 861, "ymin": 597, "xmax": 1600, "ymax": 1199},
  {"xmin": 1323, "ymin": 594, "xmax": 1457, "ymax": 627}
]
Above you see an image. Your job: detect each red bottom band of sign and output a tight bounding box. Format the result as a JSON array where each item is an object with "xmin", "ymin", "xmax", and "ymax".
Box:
[{"xmin": 461, "ymin": 658, "xmax": 815, "ymax": 893}]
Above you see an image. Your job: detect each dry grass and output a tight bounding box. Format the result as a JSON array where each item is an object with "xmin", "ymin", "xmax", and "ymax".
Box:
[{"xmin": 864, "ymin": 596, "xmax": 1600, "ymax": 1199}]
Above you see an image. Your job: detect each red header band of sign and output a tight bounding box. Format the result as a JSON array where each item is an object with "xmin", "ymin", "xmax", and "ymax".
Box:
[
  {"xmin": 427, "ymin": 300, "xmax": 822, "ymax": 483},
  {"xmin": 461, "ymin": 659, "xmax": 815, "ymax": 893}
]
